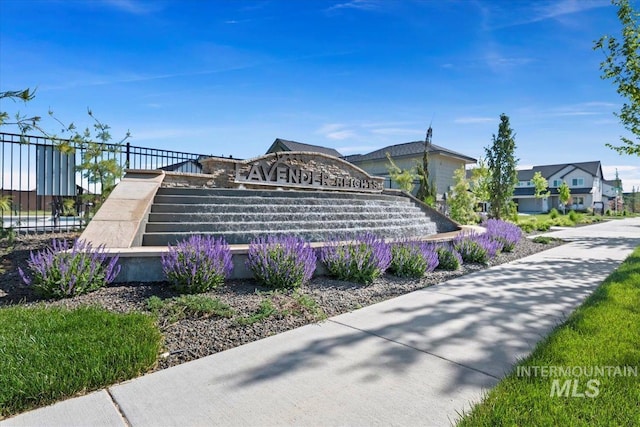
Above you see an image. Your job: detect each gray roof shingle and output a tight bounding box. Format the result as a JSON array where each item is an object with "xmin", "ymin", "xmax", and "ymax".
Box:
[
  {"xmin": 267, "ymin": 138, "xmax": 342, "ymax": 157},
  {"xmin": 517, "ymin": 161, "xmax": 603, "ymax": 182},
  {"xmin": 343, "ymin": 141, "xmax": 476, "ymax": 163}
]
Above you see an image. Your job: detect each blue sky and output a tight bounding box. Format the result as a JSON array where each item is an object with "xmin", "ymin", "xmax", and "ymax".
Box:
[{"xmin": 1, "ymin": 0, "xmax": 639, "ymax": 190}]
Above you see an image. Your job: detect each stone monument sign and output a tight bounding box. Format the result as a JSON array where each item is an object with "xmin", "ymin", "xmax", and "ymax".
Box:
[{"xmin": 199, "ymin": 151, "xmax": 384, "ymax": 193}]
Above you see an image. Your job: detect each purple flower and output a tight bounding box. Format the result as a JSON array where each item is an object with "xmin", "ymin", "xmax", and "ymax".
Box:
[
  {"xmin": 162, "ymin": 235, "xmax": 233, "ymax": 293},
  {"xmin": 321, "ymin": 233, "xmax": 391, "ymax": 284},
  {"xmin": 435, "ymin": 244, "xmax": 463, "ymax": 270},
  {"xmin": 389, "ymin": 240, "xmax": 439, "ymax": 278},
  {"xmin": 483, "ymin": 219, "xmax": 522, "ymax": 252},
  {"xmin": 20, "ymin": 239, "xmax": 121, "ymax": 299},
  {"xmin": 246, "ymin": 235, "xmax": 317, "ymax": 288}
]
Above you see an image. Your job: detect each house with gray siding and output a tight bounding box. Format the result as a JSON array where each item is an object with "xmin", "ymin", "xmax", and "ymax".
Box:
[{"xmin": 514, "ymin": 161, "xmax": 605, "ymax": 213}]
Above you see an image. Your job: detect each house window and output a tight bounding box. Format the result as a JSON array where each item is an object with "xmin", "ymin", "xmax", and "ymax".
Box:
[
  {"xmin": 574, "ymin": 196, "xmax": 585, "ymax": 206},
  {"xmin": 552, "ymin": 179, "xmax": 562, "ymax": 187},
  {"xmin": 571, "ymin": 178, "xmax": 584, "ymax": 187}
]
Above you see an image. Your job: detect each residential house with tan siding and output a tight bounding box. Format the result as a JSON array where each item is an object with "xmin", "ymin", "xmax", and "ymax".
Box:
[{"xmin": 343, "ymin": 141, "xmax": 476, "ymax": 199}]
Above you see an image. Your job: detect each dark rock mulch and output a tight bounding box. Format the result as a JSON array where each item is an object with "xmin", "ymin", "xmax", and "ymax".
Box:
[{"xmin": 0, "ymin": 233, "xmax": 563, "ymax": 372}]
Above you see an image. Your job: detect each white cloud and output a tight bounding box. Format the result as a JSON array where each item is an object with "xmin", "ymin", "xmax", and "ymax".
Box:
[
  {"xmin": 532, "ymin": 0, "xmax": 609, "ymax": 23},
  {"xmin": 327, "ymin": 0, "xmax": 380, "ymax": 12},
  {"xmin": 100, "ymin": 0, "xmax": 162, "ymax": 15},
  {"xmin": 485, "ymin": 0, "xmax": 610, "ymax": 29},
  {"xmin": 316, "ymin": 123, "xmax": 357, "ymax": 140}
]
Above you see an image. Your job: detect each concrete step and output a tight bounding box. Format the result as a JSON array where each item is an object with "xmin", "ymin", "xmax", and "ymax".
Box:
[
  {"xmin": 145, "ymin": 218, "xmax": 435, "ymax": 233},
  {"xmin": 153, "ymin": 194, "xmax": 411, "ymax": 207},
  {"xmin": 157, "ymin": 187, "xmax": 402, "ymax": 201},
  {"xmin": 142, "ymin": 223, "xmax": 439, "ymax": 246},
  {"xmin": 150, "ymin": 203, "xmax": 421, "ymax": 214},
  {"xmin": 147, "ymin": 209, "xmax": 423, "ymax": 223}
]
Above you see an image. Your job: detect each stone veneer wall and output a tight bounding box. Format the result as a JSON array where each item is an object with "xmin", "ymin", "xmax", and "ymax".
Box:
[{"xmin": 200, "ymin": 151, "xmax": 384, "ymax": 192}]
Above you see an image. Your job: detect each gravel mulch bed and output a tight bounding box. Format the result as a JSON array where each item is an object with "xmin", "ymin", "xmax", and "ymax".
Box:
[{"xmin": 0, "ymin": 233, "xmax": 564, "ymax": 372}]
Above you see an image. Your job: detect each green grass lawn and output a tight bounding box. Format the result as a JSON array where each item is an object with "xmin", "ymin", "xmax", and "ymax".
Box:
[
  {"xmin": 0, "ymin": 305, "xmax": 162, "ymax": 418},
  {"xmin": 458, "ymin": 246, "xmax": 640, "ymax": 426}
]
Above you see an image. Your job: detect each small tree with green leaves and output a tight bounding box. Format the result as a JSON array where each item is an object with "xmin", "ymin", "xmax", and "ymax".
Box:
[
  {"xmin": 0, "ymin": 89, "xmax": 45, "ymax": 142},
  {"xmin": 448, "ymin": 166, "xmax": 478, "ymax": 224},
  {"xmin": 1, "ymin": 88, "xmax": 130, "ymax": 217},
  {"xmin": 594, "ymin": 0, "xmax": 640, "ymax": 156},
  {"xmin": 386, "ymin": 152, "xmax": 417, "ymax": 193},
  {"xmin": 532, "ymin": 171, "xmax": 551, "ymax": 212},
  {"xmin": 558, "ymin": 181, "xmax": 571, "ymax": 214},
  {"xmin": 485, "ymin": 114, "xmax": 518, "ymax": 219},
  {"xmin": 470, "ymin": 157, "xmax": 490, "ymax": 211}
]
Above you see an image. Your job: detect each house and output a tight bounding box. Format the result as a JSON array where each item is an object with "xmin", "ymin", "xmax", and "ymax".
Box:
[
  {"xmin": 513, "ymin": 161, "xmax": 605, "ymax": 213},
  {"xmin": 159, "ymin": 159, "xmax": 204, "ymax": 174},
  {"xmin": 343, "ymin": 141, "xmax": 476, "ymax": 198},
  {"xmin": 603, "ymin": 178, "xmax": 624, "ymax": 211},
  {"xmin": 266, "ymin": 138, "xmax": 342, "ymax": 157}
]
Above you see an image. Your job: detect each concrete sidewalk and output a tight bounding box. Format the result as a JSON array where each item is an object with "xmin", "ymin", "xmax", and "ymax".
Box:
[{"xmin": 4, "ymin": 218, "xmax": 640, "ymax": 426}]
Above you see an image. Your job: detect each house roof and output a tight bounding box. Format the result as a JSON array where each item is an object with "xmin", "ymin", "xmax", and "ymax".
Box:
[
  {"xmin": 159, "ymin": 159, "xmax": 203, "ymax": 172},
  {"xmin": 343, "ymin": 141, "xmax": 476, "ymax": 164},
  {"xmin": 517, "ymin": 161, "xmax": 603, "ymax": 182},
  {"xmin": 266, "ymin": 138, "xmax": 342, "ymax": 157}
]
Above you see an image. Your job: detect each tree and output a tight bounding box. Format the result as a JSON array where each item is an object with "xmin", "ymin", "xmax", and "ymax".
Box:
[
  {"xmin": 470, "ymin": 157, "xmax": 490, "ymax": 209},
  {"xmin": 1, "ymin": 87, "xmax": 130, "ymax": 216},
  {"xmin": 594, "ymin": 0, "xmax": 640, "ymax": 156},
  {"xmin": 448, "ymin": 166, "xmax": 478, "ymax": 224},
  {"xmin": 485, "ymin": 113, "xmax": 518, "ymax": 219},
  {"xmin": 558, "ymin": 181, "xmax": 571, "ymax": 214},
  {"xmin": 386, "ymin": 152, "xmax": 417, "ymax": 193},
  {"xmin": 416, "ymin": 126, "xmax": 437, "ymax": 206},
  {"xmin": 532, "ymin": 171, "xmax": 551, "ymax": 199}
]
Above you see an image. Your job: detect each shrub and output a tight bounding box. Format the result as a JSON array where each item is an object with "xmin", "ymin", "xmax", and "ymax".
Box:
[
  {"xmin": 162, "ymin": 235, "xmax": 232, "ymax": 294},
  {"xmin": 553, "ymin": 216, "xmax": 573, "ymax": 227},
  {"xmin": 389, "ymin": 240, "xmax": 439, "ymax": 278},
  {"xmin": 518, "ymin": 221, "xmax": 536, "ymax": 233},
  {"xmin": 146, "ymin": 294, "xmax": 234, "ymax": 323},
  {"xmin": 321, "ymin": 233, "xmax": 391, "ymax": 284},
  {"xmin": 435, "ymin": 245, "xmax": 463, "ymax": 271},
  {"xmin": 453, "ymin": 232, "xmax": 503, "ymax": 265},
  {"xmin": 535, "ymin": 220, "xmax": 552, "ymax": 231},
  {"xmin": 247, "ymin": 235, "xmax": 316, "ymax": 289},
  {"xmin": 18, "ymin": 239, "xmax": 120, "ymax": 299},
  {"xmin": 549, "ymin": 208, "xmax": 559, "ymax": 219},
  {"xmin": 484, "ymin": 219, "xmax": 522, "ymax": 252},
  {"xmin": 532, "ymin": 236, "xmax": 561, "ymax": 245},
  {"xmin": 568, "ymin": 210, "xmax": 579, "ymax": 223}
]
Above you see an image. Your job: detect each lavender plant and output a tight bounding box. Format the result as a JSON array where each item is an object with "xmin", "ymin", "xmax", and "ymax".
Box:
[
  {"xmin": 162, "ymin": 235, "xmax": 233, "ymax": 294},
  {"xmin": 484, "ymin": 218, "xmax": 522, "ymax": 252},
  {"xmin": 19, "ymin": 239, "xmax": 120, "ymax": 299},
  {"xmin": 435, "ymin": 244, "xmax": 463, "ymax": 271},
  {"xmin": 389, "ymin": 240, "xmax": 439, "ymax": 278},
  {"xmin": 321, "ymin": 233, "xmax": 391, "ymax": 284},
  {"xmin": 453, "ymin": 232, "xmax": 502, "ymax": 265},
  {"xmin": 246, "ymin": 235, "xmax": 316, "ymax": 289}
]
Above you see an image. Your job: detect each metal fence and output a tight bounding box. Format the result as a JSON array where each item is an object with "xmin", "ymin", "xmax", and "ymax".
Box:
[{"xmin": 0, "ymin": 132, "xmax": 213, "ymax": 233}]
